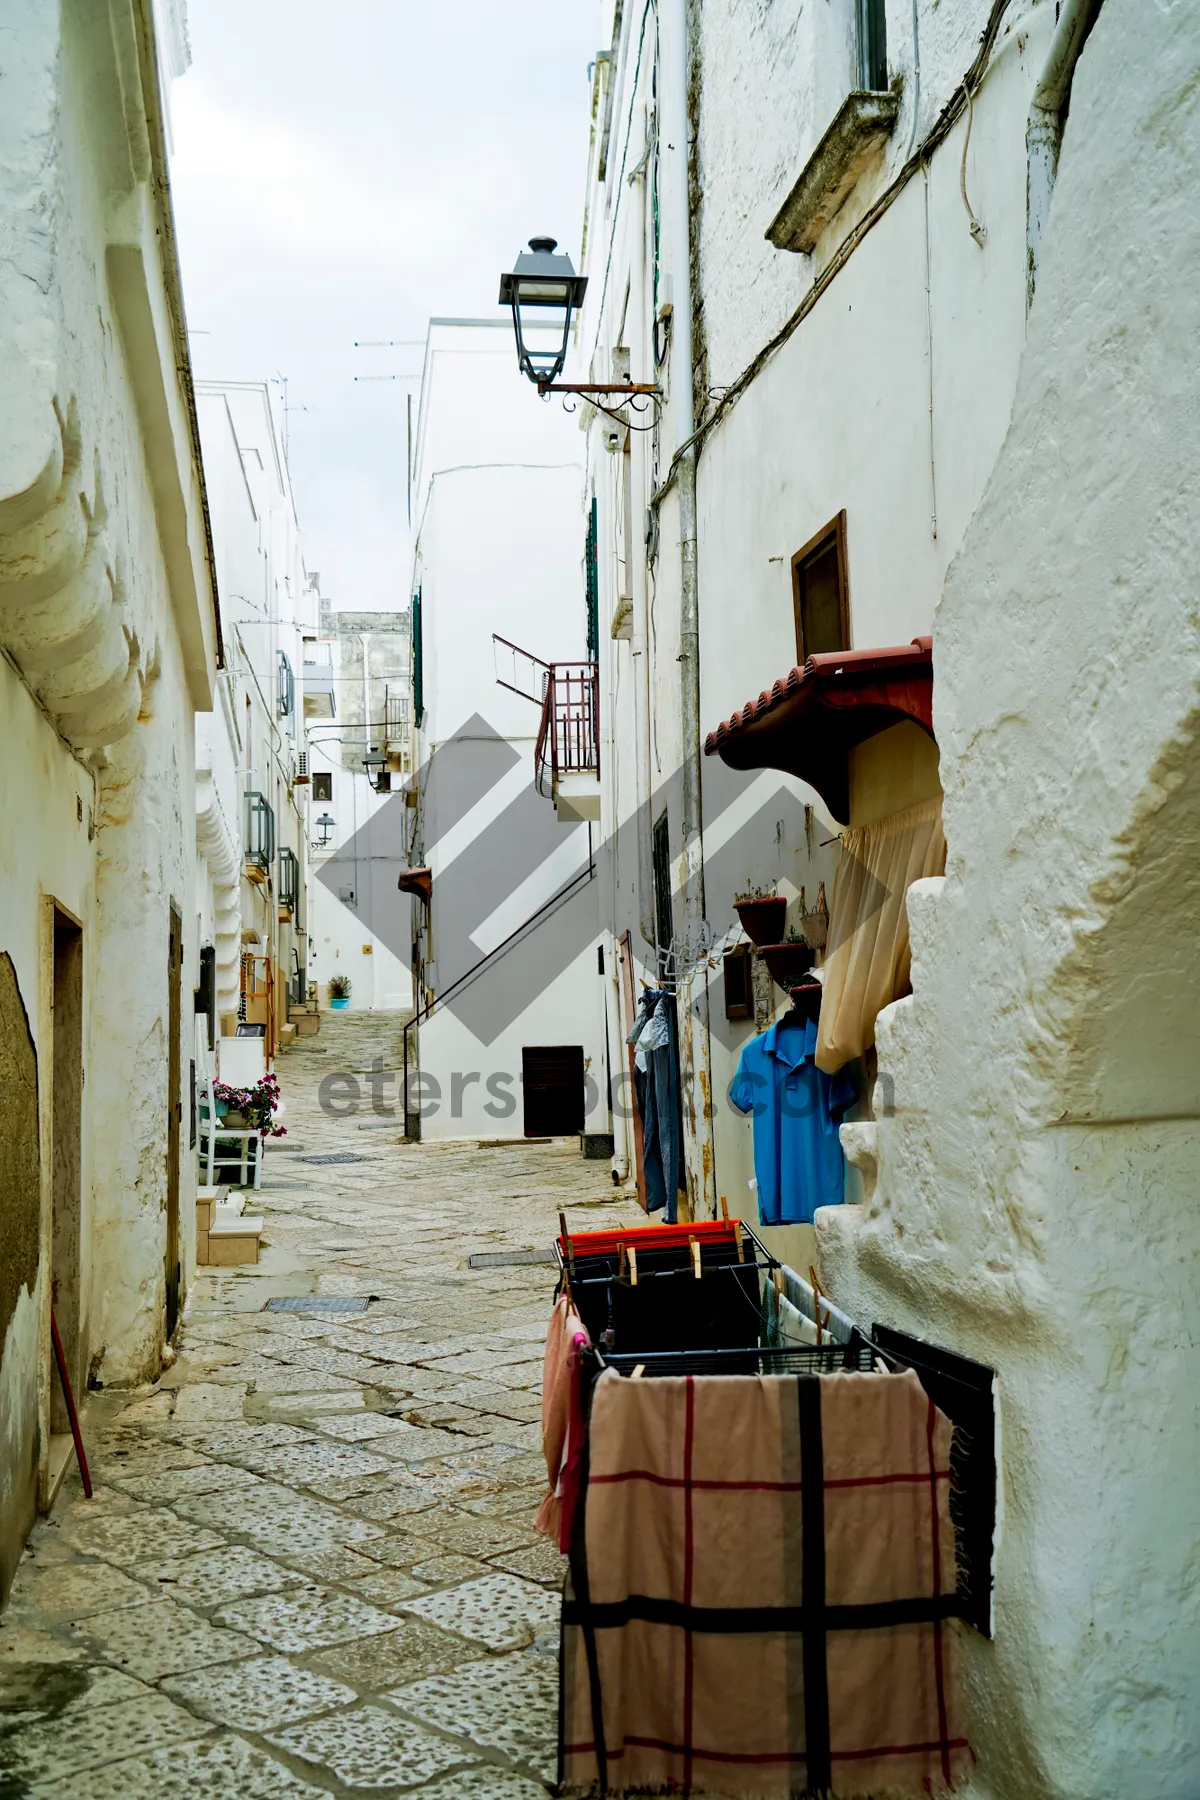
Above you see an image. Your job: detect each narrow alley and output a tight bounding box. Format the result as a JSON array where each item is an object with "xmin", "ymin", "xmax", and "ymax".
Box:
[{"xmin": 0, "ymin": 1016, "xmax": 634, "ymax": 1798}]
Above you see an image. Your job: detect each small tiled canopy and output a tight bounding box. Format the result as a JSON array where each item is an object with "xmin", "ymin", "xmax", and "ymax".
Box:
[
  {"xmin": 703, "ymin": 637, "xmax": 934, "ymax": 822},
  {"xmin": 396, "ymin": 866, "xmax": 432, "ymax": 904}
]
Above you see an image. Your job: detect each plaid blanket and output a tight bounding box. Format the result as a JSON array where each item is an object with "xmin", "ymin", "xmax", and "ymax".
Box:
[{"xmin": 559, "ymin": 1368, "xmax": 969, "ymax": 1797}]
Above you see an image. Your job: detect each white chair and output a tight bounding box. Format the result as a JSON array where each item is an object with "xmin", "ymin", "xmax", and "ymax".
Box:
[{"xmin": 197, "ymin": 1066, "xmax": 264, "ymax": 1190}]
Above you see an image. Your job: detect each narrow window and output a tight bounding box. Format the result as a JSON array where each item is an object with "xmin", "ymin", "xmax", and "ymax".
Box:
[
  {"xmin": 792, "ymin": 510, "xmax": 850, "ymax": 664},
  {"xmin": 857, "ymin": 0, "xmax": 888, "ymax": 92},
  {"xmin": 411, "ymin": 588, "xmax": 425, "ymax": 727},
  {"xmin": 652, "ymin": 809, "xmax": 674, "ymax": 980},
  {"xmin": 585, "ymin": 496, "xmax": 600, "ymax": 660},
  {"xmin": 311, "ymin": 771, "xmax": 333, "ymax": 803}
]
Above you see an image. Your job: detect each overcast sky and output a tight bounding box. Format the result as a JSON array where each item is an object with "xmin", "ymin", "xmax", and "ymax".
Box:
[{"xmin": 170, "ymin": 1, "xmax": 598, "ymax": 613}]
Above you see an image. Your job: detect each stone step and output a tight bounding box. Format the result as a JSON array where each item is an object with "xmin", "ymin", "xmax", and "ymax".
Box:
[
  {"xmin": 46, "ymin": 1434, "xmax": 76, "ymax": 1508},
  {"xmin": 199, "ymin": 1213, "xmax": 264, "ymax": 1268}
]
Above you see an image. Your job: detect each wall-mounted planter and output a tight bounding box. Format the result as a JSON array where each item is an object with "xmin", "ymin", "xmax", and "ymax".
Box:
[
  {"xmin": 760, "ymin": 942, "xmax": 816, "ymax": 991},
  {"xmin": 734, "ymin": 896, "xmax": 787, "ymax": 947}
]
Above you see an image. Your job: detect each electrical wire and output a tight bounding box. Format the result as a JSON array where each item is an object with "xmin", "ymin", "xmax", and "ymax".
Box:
[
  {"xmin": 960, "ymin": 79, "xmax": 987, "ymax": 245},
  {"xmin": 588, "ymin": 0, "xmax": 658, "ymax": 370},
  {"xmin": 648, "ymin": 0, "xmax": 1017, "ymax": 513}
]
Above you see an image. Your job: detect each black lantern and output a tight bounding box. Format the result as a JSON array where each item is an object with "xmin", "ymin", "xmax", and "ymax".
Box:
[
  {"xmin": 363, "ymin": 747, "xmax": 391, "ymax": 794},
  {"xmin": 499, "ymin": 238, "xmax": 588, "ymax": 387},
  {"xmin": 315, "ymin": 812, "xmax": 335, "ymax": 848}
]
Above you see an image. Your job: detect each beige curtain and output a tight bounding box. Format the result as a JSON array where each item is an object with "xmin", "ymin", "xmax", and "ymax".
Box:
[{"xmin": 816, "ymin": 796, "xmax": 946, "ymax": 1073}]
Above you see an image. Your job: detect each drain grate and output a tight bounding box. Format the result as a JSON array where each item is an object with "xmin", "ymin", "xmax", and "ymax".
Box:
[
  {"xmin": 467, "ymin": 1247, "xmax": 556, "ymax": 1270},
  {"xmin": 299, "ymin": 1153, "xmax": 372, "ymax": 1165},
  {"xmin": 263, "ymin": 1295, "xmax": 373, "ymax": 1315}
]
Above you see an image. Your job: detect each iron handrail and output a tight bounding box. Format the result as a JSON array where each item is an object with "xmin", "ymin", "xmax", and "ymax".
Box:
[{"xmin": 401, "ymin": 857, "xmax": 596, "ymax": 1138}]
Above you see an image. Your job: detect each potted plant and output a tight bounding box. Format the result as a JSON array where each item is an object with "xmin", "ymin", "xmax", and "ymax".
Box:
[
  {"xmin": 759, "ymin": 928, "xmax": 816, "ymax": 992},
  {"xmin": 328, "ymin": 973, "xmax": 352, "ymax": 1010},
  {"xmin": 733, "ymin": 884, "xmax": 787, "ymax": 948},
  {"xmin": 212, "ymin": 1074, "xmax": 286, "ymax": 1138}
]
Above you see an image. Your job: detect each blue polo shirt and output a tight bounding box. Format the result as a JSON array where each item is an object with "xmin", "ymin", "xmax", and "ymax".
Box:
[{"xmin": 728, "ymin": 1016, "xmax": 856, "ymax": 1224}]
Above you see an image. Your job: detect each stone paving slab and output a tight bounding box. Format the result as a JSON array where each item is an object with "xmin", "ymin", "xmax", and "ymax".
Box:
[
  {"xmin": 28, "ymin": 1731, "xmax": 319, "ymax": 1798},
  {"xmin": 71, "ymin": 1596, "xmax": 262, "ymax": 1682},
  {"xmin": 399, "ymin": 1571, "xmax": 561, "ymax": 1651},
  {"xmin": 268, "ymin": 1702, "xmax": 480, "ymax": 1788},
  {"xmin": 215, "ymin": 1586, "xmax": 399, "ymax": 1652},
  {"xmin": 162, "ymin": 1651, "xmax": 356, "ymax": 1730},
  {"xmin": 390, "ymin": 1648, "xmax": 560, "ymax": 1781},
  {"xmin": 1, "ymin": 1688, "xmax": 208, "ymax": 1785}
]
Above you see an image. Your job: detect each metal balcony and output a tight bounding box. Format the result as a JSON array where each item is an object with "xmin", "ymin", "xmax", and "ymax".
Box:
[
  {"xmin": 278, "ymin": 845, "xmax": 299, "ymax": 916},
  {"xmin": 535, "ymin": 661, "xmax": 600, "ymax": 822},
  {"xmin": 244, "ymin": 790, "xmax": 275, "ymax": 881},
  {"xmin": 492, "ymin": 635, "xmax": 600, "ymax": 822}
]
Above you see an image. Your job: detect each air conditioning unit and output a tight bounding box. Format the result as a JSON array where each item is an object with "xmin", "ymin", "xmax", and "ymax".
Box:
[{"xmin": 293, "ymin": 750, "xmax": 310, "ymax": 786}]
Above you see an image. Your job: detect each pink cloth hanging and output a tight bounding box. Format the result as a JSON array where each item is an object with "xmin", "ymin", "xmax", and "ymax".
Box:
[{"xmin": 537, "ymin": 1290, "xmax": 590, "ymax": 1551}]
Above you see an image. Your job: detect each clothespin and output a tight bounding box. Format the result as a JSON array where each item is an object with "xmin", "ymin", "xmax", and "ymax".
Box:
[
  {"xmin": 618, "ymin": 1244, "xmax": 627, "ymax": 1283},
  {"xmin": 772, "ymin": 1268, "xmax": 783, "ymax": 1303},
  {"xmin": 559, "ymin": 1211, "xmax": 576, "ymax": 1282},
  {"xmin": 631, "ymin": 1363, "xmax": 645, "ymax": 1380},
  {"xmin": 719, "ymin": 1194, "xmax": 730, "ymax": 1222},
  {"xmin": 628, "ymin": 1245, "xmax": 638, "ymax": 1287},
  {"xmin": 809, "ymin": 1263, "xmax": 830, "ymax": 1346},
  {"xmin": 690, "ymin": 1236, "xmax": 702, "ymax": 1281},
  {"xmin": 734, "ymin": 1221, "xmax": 744, "ymax": 1263}
]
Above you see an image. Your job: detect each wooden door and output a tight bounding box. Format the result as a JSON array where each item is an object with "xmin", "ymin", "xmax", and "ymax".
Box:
[
  {"xmin": 521, "ymin": 1046, "xmax": 584, "ymax": 1138},
  {"xmin": 166, "ymin": 904, "xmax": 182, "ymax": 1337},
  {"xmin": 50, "ymin": 908, "xmax": 84, "ymax": 1433},
  {"xmin": 619, "ymin": 930, "xmax": 648, "ymax": 1211}
]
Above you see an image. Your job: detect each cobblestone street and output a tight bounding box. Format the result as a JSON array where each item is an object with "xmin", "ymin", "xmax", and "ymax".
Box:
[{"xmin": 0, "ymin": 1015, "xmax": 636, "ymax": 1798}]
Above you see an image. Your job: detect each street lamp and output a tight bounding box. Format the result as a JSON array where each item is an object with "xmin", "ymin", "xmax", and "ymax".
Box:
[
  {"xmin": 499, "ymin": 236, "xmax": 660, "ymax": 405},
  {"xmin": 499, "ymin": 238, "xmax": 589, "ymax": 388},
  {"xmin": 315, "ymin": 813, "xmax": 335, "ymax": 848},
  {"xmin": 363, "ymin": 747, "xmax": 390, "ymax": 794}
]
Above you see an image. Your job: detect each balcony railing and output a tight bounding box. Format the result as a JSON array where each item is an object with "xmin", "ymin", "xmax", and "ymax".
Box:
[
  {"xmin": 278, "ymin": 845, "xmax": 299, "ymax": 914},
  {"xmin": 244, "ymin": 790, "xmax": 275, "ymax": 878},
  {"xmin": 535, "ymin": 662, "xmax": 600, "ymax": 800},
  {"xmin": 384, "ymin": 685, "xmax": 410, "ymax": 747}
]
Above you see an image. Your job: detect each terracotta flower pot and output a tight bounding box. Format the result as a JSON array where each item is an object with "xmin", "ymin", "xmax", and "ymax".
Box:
[
  {"xmin": 759, "ymin": 942, "xmax": 816, "ymax": 991},
  {"xmin": 734, "ymin": 896, "xmax": 787, "ymax": 947}
]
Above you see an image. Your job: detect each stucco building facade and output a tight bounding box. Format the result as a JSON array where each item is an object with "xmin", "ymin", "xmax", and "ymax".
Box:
[
  {"xmin": 0, "ymin": 0, "xmax": 218, "ymax": 1595},
  {"xmin": 567, "ymin": 0, "xmax": 1199, "ymax": 1791},
  {"xmin": 194, "ymin": 380, "xmax": 318, "ymax": 1075},
  {"xmin": 405, "ymin": 320, "xmax": 607, "ymax": 1144}
]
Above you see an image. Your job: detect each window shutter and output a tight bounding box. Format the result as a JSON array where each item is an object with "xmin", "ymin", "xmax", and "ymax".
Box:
[
  {"xmin": 585, "ymin": 497, "xmax": 599, "ymax": 662},
  {"xmin": 412, "ymin": 588, "xmax": 425, "ymax": 727}
]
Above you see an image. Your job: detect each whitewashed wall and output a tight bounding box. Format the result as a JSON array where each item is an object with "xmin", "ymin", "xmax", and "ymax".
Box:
[
  {"xmin": 409, "ymin": 322, "xmax": 604, "ymax": 1142},
  {"xmin": 195, "ymin": 383, "xmax": 318, "ymax": 1061},
  {"xmin": 0, "ymin": 0, "xmax": 217, "ymax": 1590},
  {"xmin": 819, "ymin": 2, "xmax": 1200, "ymax": 1792}
]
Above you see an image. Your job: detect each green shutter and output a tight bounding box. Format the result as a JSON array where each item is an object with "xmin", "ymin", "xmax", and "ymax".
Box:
[
  {"xmin": 411, "ymin": 588, "xmax": 424, "ymax": 727},
  {"xmin": 585, "ymin": 497, "xmax": 599, "ymax": 662}
]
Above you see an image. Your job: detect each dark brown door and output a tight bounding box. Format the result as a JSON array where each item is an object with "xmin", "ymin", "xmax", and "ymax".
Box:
[
  {"xmin": 166, "ymin": 904, "xmax": 182, "ymax": 1337},
  {"xmin": 51, "ymin": 908, "xmax": 83, "ymax": 1433},
  {"xmin": 522, "ymin": 1045, "xmax": 585, "ymax": 1138},
  {"xmin": 619, "ymin": 931, "xmax": 648, "ymax": 1211}
]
